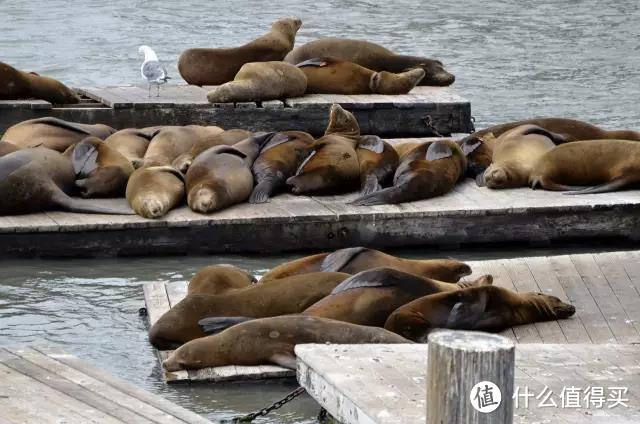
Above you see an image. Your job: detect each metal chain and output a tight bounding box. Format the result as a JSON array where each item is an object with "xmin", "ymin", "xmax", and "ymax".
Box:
[
  {"xmin": 422, "ymin": 115, "xmax": 444, "ymax": 137},
  {"xmin": 227, "ymin": 386, "xmax": 306, "ymax": 423}
]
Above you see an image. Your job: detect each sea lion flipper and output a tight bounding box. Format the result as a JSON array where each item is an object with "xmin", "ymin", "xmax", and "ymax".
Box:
[
  {"xmin": 330, "ymin": 268, "xmax": 422, "ymax": 294},
  {"xmin": 475, "ymin": 172, "xmax": 486, "ymax": 187},
  {"xmin": 249, "ymin": 175, "xmax": 284, "ymax": 204},
  {"xmin": 360, "ymin": 174, "xmax": 382, "ymax": 196},
  {"xmin": 72, "ymin": 140, "xmax": 99, "ymax": 177},
  {"xmin": 269, "ymin": 352, "xmax": 297, "ymax": 369},
  {"xmin": 518, "ymin": 125, "xmax": 567, "ymax": 144},
  {"xmin": 321, "ymin": 247, "xmax": 368, "ymax": 272},
  {"xmin": 350, "ymin": 185, "xmax": 409, "ymax": 206},
  {"xmin": 198, "ymin": 316, "xmax": 254, "ymax": 335},
  {"xmin": 457, "ymin": 274, "xmax": 493, "ymax": 289},
  {"xmin": 296, "ymin": 58, "xmax": 329, "ymax": 68},
  {"xmin": 358, "ymin": 135, "xmax": 385, "ymax": 154},
  {"xmin": 144, "ymin": 165, "xmax": 185, "ymax": 182},
  {"xmin": 260, "ymin": 133, "xmax": 293, "ymax": 153},
  {"xmin": 445, "ymin": 290, "xmax": 489, "ymax": 329},
  {"xmin": 29, "ymin": 117, "xmax": 94, "ymax": 136},
  {"xmin": 459, "ymin": 138, "xmax": 483, "ymax": 156},
  {"xmin": 563, "ymin": 177, "xmax": 632, "ymax": 195},
  {"xmin": 426, "ymin": 140, "xmax": 453, "ymax": 161}
]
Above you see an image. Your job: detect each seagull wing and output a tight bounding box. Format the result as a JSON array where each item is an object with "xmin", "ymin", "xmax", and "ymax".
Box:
[{"xmin": 142, "ymin": 60, "xmax": 167, "ymax": 83}]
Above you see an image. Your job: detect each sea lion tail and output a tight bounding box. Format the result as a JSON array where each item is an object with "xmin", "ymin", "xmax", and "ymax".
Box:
[
  {"xmin": 51, "ymin": 190, "xmax": 135, "ymax": 215},
  {"xmin": 563, "ymin": 177, "xmax": 631, "ymax": 195},
  {"xmin": 198, "ymin": 316, "xmax": 254, "ymax": 335},
  {"xmin": 350, "ymin": 186, "xmax": 407, "ymax": 206},
  {"xmin": 360, "ymin": 174, "xmax": 382, "ymax": 196}
]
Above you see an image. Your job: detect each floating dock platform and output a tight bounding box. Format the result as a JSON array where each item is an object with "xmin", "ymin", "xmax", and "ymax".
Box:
[
  {"xmin": 143, "ymin": 250, "xmax": 640, "ymax": 384},
  {"xmin": 0, "ymin": 85, "xmax": 473, "ymax": 136},
  {"xmin": 0, "ymin": 345, "xmax": 210, "ymax": 423}
]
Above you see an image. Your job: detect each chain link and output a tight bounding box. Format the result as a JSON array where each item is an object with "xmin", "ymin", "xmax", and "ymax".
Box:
[{"xmin": 225, "ymin": 386, "xmax": 306, "ymax": 423}]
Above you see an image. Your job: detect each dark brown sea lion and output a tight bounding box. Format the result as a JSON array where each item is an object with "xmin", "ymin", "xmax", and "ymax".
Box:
[
  {"xmin": 0, "ymin": 148, "xmax": 133, "ymax": 215},
  {"xmin": 148, "ymin": 271, "xmax": 349, "ymax": 349},
  {"xmin": 187, "ymin": 265, "xmax": 257, "ymax": 296},
  {"xmin": 249, "ymin": 131, "xmax": 315, "ymax": 203},
  {"xmin": 185, "ymin": 133, "xmax": 275, "ymax": 213},
  {"xmin": 139, "ymin": 125, "xmax": 224, "ymax": 168},
  {"xmin": 384, "ymin": 285, "xmax": 575, "ymax": 341},
  {"xmin": 163, "ymin": 315, "xmax": 409, "ymax": 371},
  {"xmin": 284, "ymin": 38, "xmax": 454, "ymax": 86},
  {"xmin": 530, "ymin": 139, "xmax": 640, "ymax": 194},
  {"xmin": 0, "ymin": 61, "xmax": 80, "ymax": 103},
  {"xmin": 352, "ymin": 139, "xmax": 467, "ymax": 205},
  {"xmin": 296, "ymin": 57, "xmax": 425, "ymax": 94},
  {"xmin": 206, "ymin": 61, "xmax": 307, "ymax": 103},
  {"xmin": 64, "ymin": 136, "xmax": 135, "ymax": 198},
  {"xmin": 126, "ymin": 166, "xmax": 184, "ymax": 219},
  {"xmin": 0, "ymin": 142, "xmax": 20, "ymax": 157},
  {"xmin": 356, "ymin": 135, "xmax": 399, "ymax": 195},
  {"xmin": 459, "ymin": 117, "xmax": 640, "ymax": 178},
  {"xmin": 103, "ymin": 127, "xmax": 162, "ymax": 164},
  {"xmin": 179, "ymin": 17, "xmax": 302, "ymax": 86},
  {"xmin": 172, "ymin": 129, "xmax": 252, "ymax": 174},
  {"xmin": 286, "ymin": 104, "xmax": 361, "ymax": 194},
  {"xmin": 259, "ymin": 246, "xmax": 472, "ymax": 283},
  {"xmin": 1, "ymin": 117, "xmax": 115, "ymax": 152}
]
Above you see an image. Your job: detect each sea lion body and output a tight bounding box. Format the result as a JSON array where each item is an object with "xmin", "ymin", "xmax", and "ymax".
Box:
[
  {"xmin": 206, "ymin": 61, "xmax": 307, "ymax": 103},
  {"xmin": 187, "ymin": 265, "xmax": 256, "ymax": 296},
  {"xmin": 284, "ymin": 38, "xmax": 454, "ymax": 86},
  {"xmin": 0, "ymin": 61, "xmax": 80, "ymax": 104},
  {"xmin": 356, "ymin": 135, "xmax": 399, "ymax": 195},
  {"xmin": 179, "ymin": 18, "xmax": 302, "ymax": 86},
  {"xmin": 384, "ymin": 285, "xmax": 575, "ymax": 341},
  {"xmin": 163, "ymin": 315, "xmax": 409, "ymax": 371},
  {"xmin": 139, "ymin": 125, "xmax": 224, "ymax": 168},
  {"xmin": 148, "ymin": 271, "xmax": 349, "ymax": 349},
  {"xmin": 0, "ymin": 142, "xmax": 20, "ymax": 157},
  {"xmin": 126, "ymin": 166, "xmax": 184, "ymax": 218},
  {"xmin": 172, "ymin": 129, "xmax": 252, "ymax": 174},
  {"xmin": 103, "ymin": 127, "xmax": 161, "ymax": 164}
]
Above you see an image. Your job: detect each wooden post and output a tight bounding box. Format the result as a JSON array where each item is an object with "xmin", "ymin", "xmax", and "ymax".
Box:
[{"xmin": 427, "ymin": 330, "xmax": 515, "ymax": 424}]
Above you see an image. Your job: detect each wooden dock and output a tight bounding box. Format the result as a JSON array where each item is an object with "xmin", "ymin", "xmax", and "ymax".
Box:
[
  {"xmin": 296, "ymin": 343, "xmax": 640, "ymax": 424},
  {"xmin": 2, "ymin": 179, "xmax": 640, "ymax": 258},
  {"xmin": 0, "ymin": 85, "xmax": 473, "ymax": 137},
  {"xmin": 143, "ymin": 250, "xmax": 640, "ymax": 384},
  {"xmin": 0, "ymin": 345, "xmax": 211, "ymax": 423}
]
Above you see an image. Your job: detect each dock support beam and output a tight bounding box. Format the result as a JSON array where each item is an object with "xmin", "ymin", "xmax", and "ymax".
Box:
[{"xmin": 427, "ymin": 330, "xmax": 515, "ymax": 424}]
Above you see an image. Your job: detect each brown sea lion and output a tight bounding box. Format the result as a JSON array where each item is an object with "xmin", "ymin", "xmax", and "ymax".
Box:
[
  {"xmin": 172, "ymin": 129, "xmax": 252, "ymax": 174},
  {"xmin": 249, "ymin": 131, "xmax": 315, "ymax": 203},
  {"xmin": 284, "ymin": 38, "xmax": 454, "ymax": 86},
  {"xmin": 459, "ymin": 117, "xmax": 640, "ymax": 178},
  {"xmin": 0, "ymin": 61, "xmax": 80, "ymax": 104},
  {"xmin": 126, "ymin": 166, "xmax": 184, "ymax": 219},
  {"xmin": 206, "ymin": 61, "xmax": 307, "ymax": 103},
  {"xmin": 286, "ymin": 104, "xmax": 361, "ymax": 194},
  {"xmin": 259, "ymin": 246, "xmax": 472, "ymax": 283},
  {"xmin": 1, "ymin": 117, "xmax": 115, "ymax": 152},
  {"xmin": 392, "ymin": 142, "xmax": 423, "ymax": 158},
  {"xmin": 138, "ymin": 125, "xmax": 224, "ymax": 168},
  {"xmin": 530, "ymin": 139, "xmax": 640, "ymax": 194},
  {"xmin": 296, "ymin": 57, "xmax": 425, "ymax": 94},
  {"xmin": 384, "ymin": 285, "xmax": 575, "ymax": 341},
  {"xmin": 179, "ymin": 17, "xmax": 302, "ymax": 86},
  {"xmin": 148, "ymin": 271, "xmax": 349, "ymax": 349},
  {"xmin": 352, "ymin": 139, "xmax": 467, "ymax": 205},
  {"xmin": 0, "ymin": 148, "xmax": 133, "ymax": 215},
  {"xmin": 478, "ymin": 125, "xmax": 560, "ymax": 189},
  {"xmin": 163, "ymin": 315, "xmax": 409, "ymax": 371},
  {"xmin": 187, "ymin": 265, "xmax": 257, "ymax": 296},
  {"xmin": 103, "ymin": 127, "xmax": 162, "ymax": 164},
  {"xmin": 0, "ymin": 142, "xmax": 20, "ymax": 157},
  {"xmin": 185, "ymin": 132, "xmax": 275, "ymax": 213},
  {"xmin": 356, "ymin": 135, "xmax": 399, "ymax": 195}
]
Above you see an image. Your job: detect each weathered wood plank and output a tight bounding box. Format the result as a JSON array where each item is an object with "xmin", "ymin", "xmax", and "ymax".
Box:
[{"xmin": 0, "ymin": 99, "xmax": 52, "ymax": 109}]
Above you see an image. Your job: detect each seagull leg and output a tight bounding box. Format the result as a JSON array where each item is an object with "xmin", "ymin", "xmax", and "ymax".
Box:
[
  {"xmin": 148, "ymin": 84, "xmax": 151, "ymax": 98},
  {"xmin": 157, "ymin": 84, "xmax": 160, "ymax": 97}
]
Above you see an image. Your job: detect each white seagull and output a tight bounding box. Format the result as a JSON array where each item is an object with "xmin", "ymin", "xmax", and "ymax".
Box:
[{"xmin": 138, "ymin": 45, "xmax": 170, "ymax": 97}]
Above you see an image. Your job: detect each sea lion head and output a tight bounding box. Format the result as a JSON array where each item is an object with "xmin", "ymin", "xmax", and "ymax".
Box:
[
  {"xmin": 325, "ymin": 103, "xmax": 360, "ymax": 137},
  {"xmin": 421, "ymin": 259, "xmax": 472, "ymax": 282},
  {"xmin": 188, "ymin": 264, "xmax": 257, "ymax": 296},
  {"xmin": 131, "ymin": 192, "xmax": 173, "ymax": 219},
  {"xmin": 370, "ymin": 69, "xmax": 426, "ymax": 95},
  {"xmin": 163, "ymin": 337, "xmax": 209, "ymax": 372},
  {"xmin": 483, "ymin": 165, "xmax": 511, "ymax": 189},
  {"xmin": 532, "ymin": 292, "xmax": 576, "ymax": 320},
  {"xmin": 188, "ymin": 183, "xmax": 223, "ymax": 214},
  {"xmin": 272, "ymin": 17, "xmax": 302, "ymax": 40},
  {"xmin": 409, "ymin": 60, "xmax": 455, "ymax": 86}
]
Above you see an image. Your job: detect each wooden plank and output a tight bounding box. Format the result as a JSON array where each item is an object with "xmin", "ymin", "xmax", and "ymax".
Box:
[
  {"xmin": 143, "ymin": 281, "xmax": 170, "ymax": 326},
  {"xmin": 81, "ymin": 86, "xmax": 134, "ymax": 108},
  {"xmin": 0, "ymin": 99, "xmax": 52, "ymax": 109},
  {"xmin": 165, "ymin": 281, "xmax": 187, "ymax": 307}
]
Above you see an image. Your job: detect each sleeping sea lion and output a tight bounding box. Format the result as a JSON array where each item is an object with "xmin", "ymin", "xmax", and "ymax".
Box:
[
  {"xmin": 206, "ymin": 61, "xmax": 307, "ymax": 103},
  {"xmin": 296, "ymin": 57, "xmax": 425, "ymax": 94},
  {"xmin": 172, "ymin": 129, "xmax": 252, "ymax": 174},
  {"xmin": 103, "ymin": 127, "xmax": 162, "ymax": 164},
  {"xmin": 126, "ymin": 166, "xmax": 184, "ymax": 219},
  {"xmin": 187, "ymin": 264, "xmax": 257, "ymax": 296},
  {"xmin": 259, "ymin": 246, "xmax": 472, "ymax": 283},
  {"xmin": 356, "ymin": 135, "xmax": 399, "ymax": 195},
  {"xmin": 0, "ymin": 148, "xmax": 133, "ymax": 215},
  {"xmin": 352, "ymin": 139, "xmax": 467, "ymax": 205},
  {"xmin": 249, "ymin": 131, "xmax": 315, "ymax": 203},
  {"xmin": 163, "ymin": 315, "xmax": 409, "ymax": 371},
  {"xmin": 384, "ymin": 285, "xmax": 575, "ymax": 341},
  {"xmin": 284, "ymin": 38, "xmax": 454, "ymax": 86},
  {"xmin": 148, "ymin": 271, "xmax": 349, "ymax": 349},
  {"xmin": 138, "ymin": 125, "xmax": 224, "ymax": 168},
  {"xmin": 1, "ymin": 117, "xmax": 115, "ymax": 152},
  {"xmin": 179, "ymin": 17, "xmax": 302, "ymax": 86},
  {"xmin": 0, "ymin": 61, "xmax": 80, "ymax": 104}
]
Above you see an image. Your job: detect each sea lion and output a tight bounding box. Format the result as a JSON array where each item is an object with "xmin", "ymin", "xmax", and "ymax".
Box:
[
  {"xmin": 206, "ymin": 61, "xmax": 307, "ymax": 103},
  {"xmin": 392, "ymin": 142, "xmax": 423, "ymax": 158},
  {"xmin": 286, "ymin": 104, "xmax": 361, "ymax": 194},
  {"xmin": 185, "ymin": 132, "xmax": 275, "ymax": 213},
  {"xmin": 1, "ymin": 117, "xmax": 115, "ymax": 152},
  {"xmin": 479, "ymin": 125, "xmax": 559, "ymax": 189},
  {"xmin": 187, "ymin": 264, "xmax": 257, "ymax": 296},
  {"xmin": 103, "ymin": 127, "xmax": 161, "ymax": 164},
  {"xmin": 459, "ymin": 117, "xmax": 640, "ymax": 178},
  {"xmin": 0, "ymin": 148, "xmax": 133, "ymax": 215},
  {"xmin": 0, "ymin": 61, "xmax": 80, "ymax": 104},
  {"xmin": 138, "ymin": 125, "xmax": 224, "ymax": 168},
  {"xmin": 352, "ymin": 139, "xmax": 467, "ymax": 205},
  {"xmin": 163, "ymin": 315, "xmax": 409, "ymax": 371},
  {"xmin": 356, "ymin": 135, "xmax": 399, "ymax": 195},
  {"xmin": 64, "ymin": 136, "xmax": 135, "ymax": 198},
  {"xmin": 0, "ymin": 142, "xmax": 20, "ymax": 157},
  {"xmin": 172, "ymin": 129, "xmax": 252, "ymax": 174},
  {"xmin": 284, "ymin": 38, "xmax": 455, "ymax": 86},
  {"xmin": 259, "ymin": 246, "xmax": 472, "ymax": 283},
  {"xmin": 179, "ymin": 17, "xmax": 302, "ymax": 86},
  {"xmin": 249, "ymin": 131, "xmax": 315, "ymax": 203},
  {"xmin": 126, "ymin": 166, "xmax": 184, "ymax": 218},
  {"xmin": 530, "ymin": 139, "xmax": 640, "ymax": 194},
  {"xmin": 296, "ymin": 57, "xmax": 425, "ymax": 94},
  {"xmin": 384, "ymin": 285, "xmax": 576, "ymax": 341},
  {"xmin": 148, "ymin": 271, "xmax": 349, "ymax": 349}
]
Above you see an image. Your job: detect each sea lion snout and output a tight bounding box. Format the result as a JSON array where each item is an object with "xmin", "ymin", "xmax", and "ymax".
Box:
[
  {"xmin": 139, "ymin": 197, "xmax": 167, "ymax": 219},
  {"xmin": 484, "ymin": 167, "xmax": 508, "ymax": 188},
  {"xmin": 189, "ymin": 187, "xmax": 217, "ymax": 213}
]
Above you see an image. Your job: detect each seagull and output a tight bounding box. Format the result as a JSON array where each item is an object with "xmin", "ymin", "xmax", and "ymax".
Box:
[{"xmin": 138, "ymin": 45, "xmax": 170, "ymax": 97}]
